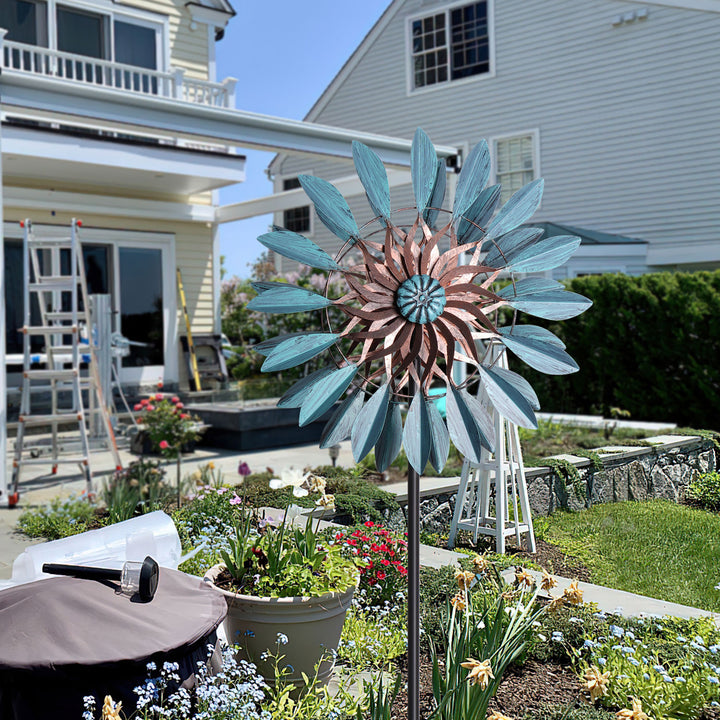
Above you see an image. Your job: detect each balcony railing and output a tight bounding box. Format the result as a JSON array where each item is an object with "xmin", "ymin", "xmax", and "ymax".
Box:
[{"xmin": 0, "ymin": 32, "xmax": 237, "ymax": 109}]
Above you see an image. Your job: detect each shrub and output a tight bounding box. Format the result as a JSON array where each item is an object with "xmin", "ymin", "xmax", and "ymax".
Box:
[
  {"xmin": 687, "ymin": 472, "xmax": 720, "ymax": 511},
  {"xmin": 17, "ymin": 494, "xmax": 98, "ymax": 539},
  {"xmin": 102, "ymin": 458, "xmax": 174, "ymax": 523},
  {"xmin": 517, "ymin": 271, "xmax": 720, "ymax": 429}
]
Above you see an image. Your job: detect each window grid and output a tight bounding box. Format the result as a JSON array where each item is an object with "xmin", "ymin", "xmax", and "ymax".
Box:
[
  {"xmin": 282, "ymin": 177, "xmax": 311, "ymax": 234},
  {"xmin": 495, "ymin": 135, "xmax": 535, "ymax": 204},
  {"xmin": 410, "ymin": 2, "xmax": 489, "ymax": 90}
]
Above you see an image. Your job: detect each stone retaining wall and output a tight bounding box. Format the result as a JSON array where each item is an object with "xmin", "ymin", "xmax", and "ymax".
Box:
[{"xmin": 417, "ymin": 435, "xmax": 717, "ymax": 534}]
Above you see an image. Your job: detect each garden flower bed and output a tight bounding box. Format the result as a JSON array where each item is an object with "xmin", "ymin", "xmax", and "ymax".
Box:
[{"xmin": 13, "ymin": 462, "xmax": 720, "ymax": 719}]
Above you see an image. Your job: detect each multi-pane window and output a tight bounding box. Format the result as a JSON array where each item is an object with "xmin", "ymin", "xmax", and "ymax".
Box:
[
  {"xmin": 495, "ymin": 135, "xmax": 536, "ymax": 203},
  {"xmin": 282, "ymin": 178, "xmax": 311, "ymax": 234},
  {"xmin": 411, "ymin": 2, "xmax": 490, "ymax": 89}
]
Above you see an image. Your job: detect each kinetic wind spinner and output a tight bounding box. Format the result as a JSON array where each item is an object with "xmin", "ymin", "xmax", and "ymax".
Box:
[{"xmin": 249, "ymin": 128, "xmax": 591, "ymax": 472}]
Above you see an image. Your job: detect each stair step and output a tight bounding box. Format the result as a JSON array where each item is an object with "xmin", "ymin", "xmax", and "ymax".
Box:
[
  {"xmin": 18, "ymin": 413, "xmax": 83, "ymax": 426},
  {"xmin": 29, "ymin": 279, "xmax": 77, "ymax": 292},
  {"xmin": 15, "ymin": 457, "xmax": 88, "ymax": 466},
  {"xmin": 29, "ymin": 238, "xmax": 73, "ymax": 249},
  {"xmin": 23, "ymin": 325, "xmax": 78, "ymax": 335},
  {"xmin": 45, "ymin": 312, "xmax": 79, "ymax": 322},
  {"xmin": 23, "ymin": 369, "xmax": 78, "ymax": 381}
]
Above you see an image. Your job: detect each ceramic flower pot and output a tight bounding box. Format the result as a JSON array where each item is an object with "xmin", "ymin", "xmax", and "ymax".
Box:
[{"xmin": 203, "ymin": 564, "xmax": 354, "ymax": 685}]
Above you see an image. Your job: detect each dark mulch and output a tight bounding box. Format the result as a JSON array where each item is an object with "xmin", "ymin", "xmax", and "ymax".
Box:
[
  {"xmin": 511, "ymin": 539, "xmax": 593, "ymax": 583},
  {"xmin": 389, "ymin": 653, "xmax": 588, "ymax": 719},
  {"xmin": 492, "ymin": 659, "xmax": 585, "ymax": 716}
]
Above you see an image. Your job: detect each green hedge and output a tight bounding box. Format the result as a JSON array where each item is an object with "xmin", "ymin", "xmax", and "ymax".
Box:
[{"xmin": 517, "ymin": 271, "xmax": 720, "ymax": 429}]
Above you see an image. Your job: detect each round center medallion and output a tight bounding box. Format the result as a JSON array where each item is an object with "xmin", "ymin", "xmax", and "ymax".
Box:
[{"xmin": 396, "ymin": 275, "xmax": 446, "ymax": 324}]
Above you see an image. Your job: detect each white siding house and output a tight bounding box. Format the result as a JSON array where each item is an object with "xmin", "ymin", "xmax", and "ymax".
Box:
[{"xmin": 269, "ymin": 0, "xmax": 720, "ymax": 276}]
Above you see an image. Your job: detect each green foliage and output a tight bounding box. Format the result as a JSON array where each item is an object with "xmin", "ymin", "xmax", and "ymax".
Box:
[
  {"xmin": 220, "ymin": 512, "xmax": 360, "ymax": 598},
  {"xmin": 238, "ymin": 468, "xmax": 400, "ymax": 524},
  {"xmin": 526, "ymin": 604, "xmax": 603, "ymax": 664},
  {"xmin": 521, "ymin": 706, "xmax": 613, "ymax": 720},
  {"xmin": 17, "ymin": 494, "xmax": 98, "ymax": 540},
  {"xmin": 136, "ymin": 393, "xmax": 201, "ymax": 458},
  {"xmin": 102, "ymin": 458, "xmax": 174, "ymax": 523},
  {"xmin": 576, "ymin": 613, "xmax": 720, "ymax": 720},
  {"xmin": 540, "ymin": 500, "xmax": 720, "ymax": 611},
  {"xmin": 687, "ymin": 471, "xmax": 720, "ymax": 510},
  {"xmin": 428, "ymin": 571, "xmax": 547, "ymax": 720},
  {"xmin": 339, "ymin": 602, "xmax": 407, "ymax": 670},
  {"xmin": 516, "ymin": 271, "xmax": 720, "ymax": 429},
  {"xmin": 356, "ymin": 675, "xmax": 402, "ymax": 720}
]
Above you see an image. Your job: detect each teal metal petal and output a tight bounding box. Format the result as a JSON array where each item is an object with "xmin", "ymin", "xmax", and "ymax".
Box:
[
  {"xmin": 351, "ymin": 383, "xmax": 391, "ymax": 463},
  {"xmin": 374, "ymin": 400, "xmax": 403, "ymax": 472},
  {"xmin": 411, "ymin": 128, "xmax": 437, "ymax": 214},
  {"xmin": 299, "ymin": 365, "xmax": 358, "ymax": 427},
  {"xmin": 320, "ymin": 388, "xmax": 364, "ymax": 448},
  {"xmin": 482, "ymin": 363, "xmax": 540, "ymax": 411},
  {"xmin": 403, "ymin": 391, "xmax": 432, "ymax": 475},
  {"xmin": 445, "ymin": 385, "xmax": 494, "ymax": 463},
  {"xmin": 352, "ymin": 141, "xmax": 391, "ymax": 221},
  {"xmin": 251, "ymin": 280, "xmax": 290, "ymax": 293},
  {"xmin": 253, "ymin": 332, "xmax": 306, "ymax": 356},
  {"xmin": 426, "ymin": 398, "xmax": 450, "ymax": 473},
  {"xmin": 423, "ymin": 159, "xmax": 447, "ymax": 228},
  {"xmin": 485, "ymin": 178, "xmax": 544, "ymax": 241},
  {"xmin": 452, "ymin": 139, "xmax": 490, "ymax": 222},
  {"xmin": 478, "ymin": 364, "xmax": 538, "ymax": 429},
  {"xmin": 456, "ymin": 184, "xmax": 501, "ymax": 245},
  {"xmin": 258, "ymin": 229, "xmax": 340, "ymax": 271},
  {"xmin": 497, "ymin": 278, "xmax": 564, "ymax": 298},
  {"xmin": 502, "ymin": 289, "xmax": 592, "ymax": 321},
  {"xmin": 247, "ymin": 285, "xmax": 332, "ymax": 314},
  {"xmin": 277, "ymin": 366, "xmax": 337, "ymax": 409},
  {"xmin": 483, "ymin": 227, "xmax": 544, "ymax": 268},
  {"xmin": 261, "ymin": 333, "xmax": 340, "ymax": 372},
  {"xmin": 299, "ymin": 175, "xmax": 359, "ymax": 242},
  {"xmin": 498, "ymin": 325, "xmax": 566, "ymax": 349},
  {"xmin": 504, "ymin": 235, "xmax": 582, "ymax": 273},
  {"xmin": 498, "ymin": 327, "xmax": 579, "ymax": 375}
]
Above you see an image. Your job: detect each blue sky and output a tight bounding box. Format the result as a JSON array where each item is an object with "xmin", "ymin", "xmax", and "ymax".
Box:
[{"xmin": 216, "ymin": 0, "xmax": 389, "ymax": 279}]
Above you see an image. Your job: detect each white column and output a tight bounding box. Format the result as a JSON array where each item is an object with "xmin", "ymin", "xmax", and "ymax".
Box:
[{"xmin": 0, "ymin": 111, "xmax": 8, "ymax": 505}]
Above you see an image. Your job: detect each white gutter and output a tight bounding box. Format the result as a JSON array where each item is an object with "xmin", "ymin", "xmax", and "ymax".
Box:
[{"xmin": 0, "ymin": 72, "xmax": 459, "ymax": 168}]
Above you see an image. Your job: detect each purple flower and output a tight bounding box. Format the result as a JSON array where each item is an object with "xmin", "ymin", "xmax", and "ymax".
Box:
[
  {"xmin": 229, "ymin": 493, "xmax": 242, "ymax": 505},
  {"xmin": 238, "ymin": 461, "xmax": 251, "ymax": 476}
]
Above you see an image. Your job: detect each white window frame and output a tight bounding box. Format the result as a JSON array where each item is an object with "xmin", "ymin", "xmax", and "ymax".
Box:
[
  {"xmin": 490, "ymin": 129, "xmax": 541, "ymax": 205},
  {"xmin": 14, "ymin": 0, "xmax": 169, "ymax": 71},
  {"xmin": 2, "ymin": 224, "xmax": 178, "ymax": 385},
  {"xmin": 405, "ymin": 0, "xmax": 496, "ymax": 96},
  {"xmin": 275, "ymin": 172, "xmax": 315, "ymax": 238}
]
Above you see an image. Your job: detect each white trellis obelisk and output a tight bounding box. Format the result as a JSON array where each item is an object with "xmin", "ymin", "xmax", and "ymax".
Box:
[{"xmin": 448, "ymin": 339, "xmax": 536, "ymax": 554}]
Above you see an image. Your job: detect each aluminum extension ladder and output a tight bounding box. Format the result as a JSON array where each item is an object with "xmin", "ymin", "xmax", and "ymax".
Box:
[
  {"xmin": 10, "ymin": 219, "xmax": 122, "ymax": 504},
  {"xmin": 448, "ymin": 341, "xmax": 536, "ymax": 554}
]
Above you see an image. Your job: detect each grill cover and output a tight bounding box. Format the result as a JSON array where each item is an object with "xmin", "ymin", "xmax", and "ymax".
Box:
[{"xmin": 0, "ymin": 568, "xmax": 227, "ymax": 719}]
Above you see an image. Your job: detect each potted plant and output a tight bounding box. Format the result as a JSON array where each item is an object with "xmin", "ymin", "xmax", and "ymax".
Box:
[{"xmin": 203, "ymin": 498, "xmax": 359, "ymax": 686}]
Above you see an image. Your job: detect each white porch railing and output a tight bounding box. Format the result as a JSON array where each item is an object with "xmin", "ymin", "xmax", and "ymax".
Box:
[{"xmin": 0, "ymin": 32, "xmax": 237, "ymax": 109}]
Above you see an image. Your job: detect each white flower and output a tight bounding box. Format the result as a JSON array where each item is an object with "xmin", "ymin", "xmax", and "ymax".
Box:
[{"xmin": 269, "ymin": 468, "xmax": 310, "ymax": 497}]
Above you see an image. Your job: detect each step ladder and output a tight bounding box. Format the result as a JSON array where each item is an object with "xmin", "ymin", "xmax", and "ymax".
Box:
[
  {"xmin": 448, "ymin": 341, "xmax": 536, "ymax": 554},
  {"xmin": 10, "ymin": 219, "xmax": 122, "ymax": 502}
]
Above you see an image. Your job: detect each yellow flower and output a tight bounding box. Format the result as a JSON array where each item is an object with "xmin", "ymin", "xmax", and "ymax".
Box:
[
  {"xmin": 541, "ymin": 569, "xmax": 557, "ymax": 591},
  {"xmin": 547, "ymin": 593, "xmax": 565, "ymax": 614},
  {"xmin": 455, "ymin": 568, "xmax": 476, "ymax": 590},
  {"xmin": 563, "ymin": 579, "xmax": 584, "ymax": 606},
  {"xmin": 584, "ymin": 665, "xmax": 611, "ymax": 701},
  {"xmin": 515, "ymin": 567, "xmax": 535, "ymax": 589},
  {"xmin": 460, "ymin": 658, "xmax": 494, "ymax": 689},
  {"xmin": 450, "ymin": 591, "xmax": 467, "ymax": 611},
  {"xmin": 472, "ymin": 555, "xmax": 488, "ymax": 573},
  {"xmin": 616, "ymin": 698, "xmax": 649, "ymax": 720},
  {"xmin": 316, "ymin": 493, "xmax": 335, "ymax": 509},
  {"xmin": 208, "ymin": 461, "xmax": 215, "ymax": 470},
  {"xmin": 101, "ymin": 696, "xmax": 122, "ymax": 720},
  {"xmin": 192, "ymin": 469, "xmax": 202, "ymax": 484},
  {"xmin": 487, "ymin": 712, "xmax": 513, "ymax": 720}
]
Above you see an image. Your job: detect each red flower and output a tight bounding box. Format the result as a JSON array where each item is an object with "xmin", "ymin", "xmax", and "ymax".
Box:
[
  {"xmin": 180, "ymin": 413, "xmax": 189, "ymax": 420},
  {"xmin": 364, "ymin": 521, "xmax": 375, "ymax": 528},
  {"xmin": 140, "ymin": 398, "xmax": 149, "ymax": 406},
  {"xmin": 159, "ymin": 440, "xmax": 169, "ymax": 449},
  {"xmin": 133, "ymin": 403, "xmax": 142, "ymax": 411},
  {"xmin": 175, "ymin": 402, "xmax": 184, "ymax": 409},
  {"xmin": 155, "ymin": 393, "xmax": 164, "ymax": 400},
  {"xmin": 377, "ymin": 572, "xmax": 387, "ymax": 580},
  {"xmin": 381, "ymin": 559, "xmax": 390, "ymax": 566},
  {"xmin": 371, "ymin": 543, "xmax": 381, "ymax": 553},
  {"xmin": 147, "ymin": 405, "xmax": 155, "ymax": 412},
  {"xmin": 171, "ymin": 396, "xmax": 180, "ymax": 403}
]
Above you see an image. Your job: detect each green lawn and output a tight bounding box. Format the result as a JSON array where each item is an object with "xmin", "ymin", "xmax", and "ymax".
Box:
[{"xmin": 537, "ymin": 500, "xmax": 720, "ymax": 612}]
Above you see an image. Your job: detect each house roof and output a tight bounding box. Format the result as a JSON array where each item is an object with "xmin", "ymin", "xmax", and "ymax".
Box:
[
  {"xmin": 190, "ymin": 0, "xmax": 236, "ymax": 16},
  {"xmin": 532, "ymin": 221, "xmax": 647, "ymax": 245}
]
